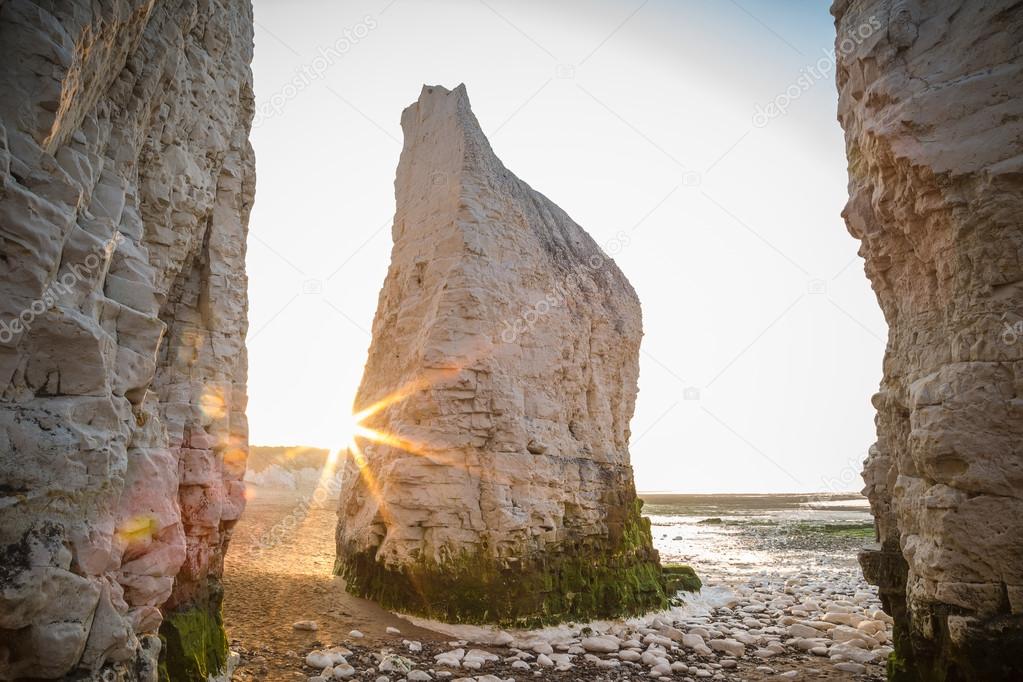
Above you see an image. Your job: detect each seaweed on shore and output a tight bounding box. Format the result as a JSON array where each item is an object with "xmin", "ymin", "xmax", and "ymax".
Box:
[
  {"xmin": 787, "ymin": 522, "xmax": 875, "ymax": 539},
  {"xmin": 662, "ymin": 563, "xmax": 702, "ymax": 597}
]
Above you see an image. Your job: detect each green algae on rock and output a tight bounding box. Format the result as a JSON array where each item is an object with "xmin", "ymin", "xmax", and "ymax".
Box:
[
  {"xmin": 337, "ymin": 497, "xmax": 670, "ymax": 626},
  {"xmin": 662, "ymin": 563, "xmax": 702, "ymax": 596},
  {"xmin": 158, "ymin": 601, "xmax": 228, "ymax": 682}
]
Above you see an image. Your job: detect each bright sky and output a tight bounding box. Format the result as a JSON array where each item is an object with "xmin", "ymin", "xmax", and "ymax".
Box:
[{"xmin": 246, "ymin": 0, "xmax": 886, "ymax": 494}]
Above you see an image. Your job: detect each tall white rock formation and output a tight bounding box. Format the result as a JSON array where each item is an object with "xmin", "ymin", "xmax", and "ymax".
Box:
[
  {"xmin": 335, "ymin": 84, "xmax": 668, "ymax": 625},
  {"xmin": 833, "ymin": 1, "xmax": 1023, "ymax": 678},
  {"xmin": 0, "ymin": 1, "xmax": 254, "ymax": 679}
]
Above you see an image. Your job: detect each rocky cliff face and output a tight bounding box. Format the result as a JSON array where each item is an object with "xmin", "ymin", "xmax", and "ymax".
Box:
[
  {"xmin": 335, "ymin": 84, "xmax": 666, "ymax": 626},
  {"xmin": 833, "ymin": 1, "xmax": 1023, "ymax": 679},
  {"xmin": 0, "ymin": 1, "xmax": 254, "ymax": 680}
]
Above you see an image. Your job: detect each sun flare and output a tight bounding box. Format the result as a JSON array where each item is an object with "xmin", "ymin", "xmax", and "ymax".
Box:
[
  {"xmin": 335, "ymin": 379, "xmax": 430, "ymax": 453},
  {"xmin": 337, "ymin": 410, "xmax": 363, "ymax": 450}
]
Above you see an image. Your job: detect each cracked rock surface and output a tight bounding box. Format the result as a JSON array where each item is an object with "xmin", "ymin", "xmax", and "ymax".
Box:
[
  {"xmin": 833, "ymin": 0, "xmax": 1023, "ymax": 678},
  {"xmin": 0, "ymin": 1, "xmax": 254, "ymax": 679},
  {"xmin": 335, "ymin": 84, "xmax": 665, "ymax": 625}
]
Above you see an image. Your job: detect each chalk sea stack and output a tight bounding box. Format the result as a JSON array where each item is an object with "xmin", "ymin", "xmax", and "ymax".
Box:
[
  {"xmin": 833, "ymin": 0, "xmax": 1023, "ymax": 679},
  {"xmin": 335, "ymin": 84, "xmax": 668, "ymax": 625},
  {"xmin": 0, "ymin": 2, "xmax": 254, "ymax": 679}
]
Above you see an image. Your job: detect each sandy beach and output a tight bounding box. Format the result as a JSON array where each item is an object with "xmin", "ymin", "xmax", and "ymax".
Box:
[{"xmin": 225, "ymin": 486, "xmax": 887, "ymax": 681}]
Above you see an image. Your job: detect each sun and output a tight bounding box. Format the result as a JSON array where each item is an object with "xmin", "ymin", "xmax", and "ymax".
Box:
[{"xmin": 338, "ymin": 410, "xmax": 363, "ymax": 450}]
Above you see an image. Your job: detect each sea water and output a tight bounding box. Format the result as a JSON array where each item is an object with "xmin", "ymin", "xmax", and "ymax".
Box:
[{"xmin": 641, "ymin": 492, "xmax": 875, "ymax": 583}]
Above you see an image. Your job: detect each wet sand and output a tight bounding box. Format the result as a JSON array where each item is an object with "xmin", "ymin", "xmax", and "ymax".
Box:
[{"xmin": 223, "ymin": 489, "xmax": 446, "ymax": 681}]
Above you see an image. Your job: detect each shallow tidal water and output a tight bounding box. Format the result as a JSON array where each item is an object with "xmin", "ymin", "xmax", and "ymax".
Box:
[{"xmin": 641, "ymin": 492, "xmax": 875, "ymax": 583}]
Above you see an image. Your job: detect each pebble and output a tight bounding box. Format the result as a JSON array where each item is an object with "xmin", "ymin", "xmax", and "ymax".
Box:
[
  {"xmin": 580, "ymin": 636, "xmax": 620, "ymax": 653},
  {"xmin": 787, "ymin": 623, "xmax": 819, "ymax": 638},
  {"xmin": 331, "ymin": 664, "xmax": 355, "ymax": 679},
  {"xmin": 835, "ymin": 661, "xmax": 867, "ymax": 673},
  {"xmin": 378, "ymin": 655, "xmax": 413, "ymax": 673},
  {"xmin": 293, "ymin": 620, "xmax": 318, "ymax": 631},
  {"xmin": 493, "ymin": 632, "xmax": 514, "ymax": 646},
  {"xmin": 708, "ymin": 638, "xmax": 745, "ymax": 658}
]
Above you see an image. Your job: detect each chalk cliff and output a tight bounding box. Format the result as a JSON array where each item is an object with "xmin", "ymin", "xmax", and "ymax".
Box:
[
  {"xmin": 833, "ymin": 1, "xmax": 1023, "ymax": 679},
  {"xmin": 0, "ymin": 1, "xmax": 254, "ymax": 679},
  {"xmin": 335, "ymin": 84, "xmax": 667, "ymax": 625}
]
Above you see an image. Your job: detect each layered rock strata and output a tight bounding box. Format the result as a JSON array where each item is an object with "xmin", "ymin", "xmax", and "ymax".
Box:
[
  {"xmin": 335, "ymin": 84, "xmax": 666, "ymax": 626},
  {"xmin": 0, "ymin": 1, "xmax": 254, "ymax": 679},
  {"xmin": 833, "ymin": 1, "xmax": 1023, "ymax": 679}
]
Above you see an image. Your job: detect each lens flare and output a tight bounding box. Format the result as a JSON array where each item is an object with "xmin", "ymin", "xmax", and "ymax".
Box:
[
  {"xmin": 116, "ymin": 515, "xmax": 158, "ymax": 545},
  {"xmin": 199, "ymin": 387, "xmax": 227, "ymax": 419}
]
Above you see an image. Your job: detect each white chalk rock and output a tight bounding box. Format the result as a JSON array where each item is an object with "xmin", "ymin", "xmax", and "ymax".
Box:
[
  {"xmin": 708, "ymin": 638, "xmax": 745, "ymax": 658},
  {"xmin": 581, "ymin": 636, "xmax": 620, "ymax": 653},
  {"xmin": 332, "ymin": 664, "xmax": 356, "ymax": 680}
]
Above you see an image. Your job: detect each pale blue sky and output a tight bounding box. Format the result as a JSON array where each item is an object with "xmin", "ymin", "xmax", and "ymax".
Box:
[{"xmin": 246, "ymin": 0, "xmax": 885, "ymax": 494}]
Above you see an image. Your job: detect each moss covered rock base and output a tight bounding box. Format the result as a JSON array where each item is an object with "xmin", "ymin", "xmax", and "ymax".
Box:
[
  {"xmin": 158, "ymin": 595, "xmax": 228, "ymax": 682},
  {"xmin": 337, "ymin": 499, "xmax": 687, "ymax": 627}
]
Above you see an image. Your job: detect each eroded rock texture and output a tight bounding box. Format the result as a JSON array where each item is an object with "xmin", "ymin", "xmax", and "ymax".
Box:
[
  {"xmin": 0, "ymin": 1, "xmax": 254, "ymax": 679},
  {"xmin": 336, "ymin": 84, "xmax": 666, "ymax": 626},
  {"xmin": 834, "ymin": 1, "xmax": 1023, "ymax": 679}
]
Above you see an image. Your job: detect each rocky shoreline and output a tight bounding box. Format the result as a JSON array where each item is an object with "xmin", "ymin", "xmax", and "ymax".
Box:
[
  {"xmin": 292, "ymin": 570, "xmax": 891, "ymax": 681},
  {"xmin": 223, "ymin": 487, "xmax": 886, "ymax": 681}
]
